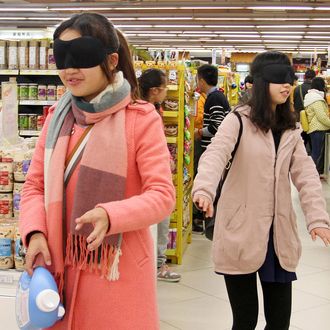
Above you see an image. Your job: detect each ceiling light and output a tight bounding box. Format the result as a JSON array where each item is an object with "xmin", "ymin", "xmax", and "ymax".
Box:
[
  {"xmin": 260, "ymin": 31, "xmax": 304, "ymax": 34},
  {"xmin": 115, "ymin": 25, "xmax": 153, "ymax": 28},
  {"xmin": 247, "ymin": 6, "xmax": 313, "ymax": 10},
  {"xmin": 135, "ymin": 33, "xmax": 178, "ymax": 37},
  {"xmin": 307, "ymin": 31, "xmax": 330, "ymax": 34},
  {"xmin": 153, "ymin": 25, "xmax": 203, "ymax": 28},
  {"xmin": 194, "ymin": 18, "xmax": 250, "ymax": 21},
  {"xmin": 136, "ymin": 17, "xmax": 192, "ymax": 20},
  {"xmin": 178, "ymin": 6, "xmax": 244, "ymax": 10},
  {"xmin": 207, "ymin": 25, "xmax": 255, "ymax": 28},
  {"xmin": 309, "ymin": 25, "xmax": 330, "ymax": 28},
  {"xmin": 180, "ymin": 34, "xmax": 216, "ymax": 37},
  {"xmin": 219, "ymin": 34, "xmax": 260, "ymax": 38},
  {"xmin": 314, "ymin": 7, "xmax": 330, "ymax": 10},
  {"xmin": 112, "ymin": 7, "xmax": 178, "ymax": 10},
  {"xmin": 225, "ymin": 39, "xmax": 263, "ymax": 42},
  {"xmin": 261, "ymin": 35, "xmax": 302, "ymax": 39},
  {"xmin": 0, "ymin": 7, "xmax": 48, "ymax": 11},
  {"xmin": 304, "ymin": 36, "xmax": 330, "ymax": 39},
  {"xmin": 257, "ymin": 25, "xmax": 307, "ymax": 28}
]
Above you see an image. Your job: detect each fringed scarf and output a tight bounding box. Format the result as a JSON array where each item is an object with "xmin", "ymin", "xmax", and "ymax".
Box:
[{"xmin": 44, "ymin": 72, "xmax": 131, "ymax": 295}]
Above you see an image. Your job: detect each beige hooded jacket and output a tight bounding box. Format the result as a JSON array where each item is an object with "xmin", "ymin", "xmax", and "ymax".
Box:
[{"xmin": 193, "ymin": 105, "xmax": 330, "ymax": 274}]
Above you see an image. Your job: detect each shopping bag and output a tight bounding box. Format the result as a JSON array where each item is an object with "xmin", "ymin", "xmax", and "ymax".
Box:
[{"xmin": 300, "ymin": 110, "xmax": 309, "ymax": 132}]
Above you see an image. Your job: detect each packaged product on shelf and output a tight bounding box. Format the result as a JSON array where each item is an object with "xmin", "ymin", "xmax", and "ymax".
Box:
[
  {"xmin": 18, "ymin": 40, "xmax": 29, "ymax": 69},
  {"xmin": 164, "ymin": 99, "xmax": 179, "ymax": 111},
  {"xmin": 168, "ymin": 61, "xmax": 178, "ymax": 85},
  {"xmin": 167, "ymin": 230, "xmax": 172, "ymax": 249},
  {"xmin": 158, "ymin": 61, "xmax": 167, "ymax": 74},
  {"xmin": 14, "ymin": 148, "xmax": 32, "ymax": 182},
  {"xmin": 14, "ymin": 223, "xmax": 25, "ymax": 270},
  {"xmin": 24, "ymin": 138, "xmax": 37, "ymax": 150},
  {"xmin": 47, "ymin": 84, "xmax": 56, "ymax": 101},
  {"xmin": 37, "ymin": 115, "xmax": 44, "ymax": 131},
  {"xmin": 134, "ymin": 60, "xmax": 144, "ymax": 78},
  {"xmin": 39, "ymin": 40, "xmax": 49, "ymax": 70},
  {"xmin": 164, "ymin": 124, "xmax": 178, "ymax": 137},
  {"xmin": 0, "ymin": 162, "xmax": 14, "ymax": 192},
  {"xmin": 43, "ymin": 105, "xmax": 51, "ymax": 118},
  {"xmin": 0, "ymin": 40, "xmax": 6, "ymax": 69},
  {"xmin": 28, "ymin": 114, "xmax": 38, "ymax": 131},
  {"xmin": 56, "ymin": 85, "xmax": 66, "ymax": 100},
  {"xmin": 38, "ymin": 84, "xmax": 47, "ymax": 100},
  {"xmin": 171, "ymin": 228, "xmax": 177, "ymax": 249},
  {"xmin": 1, "ymin": 147, "xmax": 15, "ymax": 163},
  {"xmin": 47, "ymin": 45, "xmax": 56, "ymax": 70},
  {"xmin": 19, "ymin": 83, "xmax": 29, "ymax": 100},
  {"xmin": 29, "ymin": 40, "xmax": 39, "ymax": 70},
  {"xmin": 18, "ymin": 114, "xmax": 29, "ymax": 130},
  {"xmin": 0, "ymin": 220, "xmax": 15, "ymax": 269},
  {"xmin": 28, "ymin": 83, "xmax": 38, "ymax": 100},
  {"xmin": 0, "ymin": 193, "xmax": 13, "ymax": 219},
  {"xmin": 8, "ymin": 40, "xmax": 18, "ymax": 70},
  {"xmin": 13, "ymin": 182, "xmax": 24, "ymax": 218}
]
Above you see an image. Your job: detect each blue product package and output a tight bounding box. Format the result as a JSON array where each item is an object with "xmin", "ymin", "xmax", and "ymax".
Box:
[{"xmin": 16, "ymin": 266, "xmax": 65, "ymax": 330}]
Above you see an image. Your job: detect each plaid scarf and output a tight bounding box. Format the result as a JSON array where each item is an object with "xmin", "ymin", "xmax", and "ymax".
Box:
[{"xmin": 44, "ymin": 72, "xmax": 131, "ymax": 294}]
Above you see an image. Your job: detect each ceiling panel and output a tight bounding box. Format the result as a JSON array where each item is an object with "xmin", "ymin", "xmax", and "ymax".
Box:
[{"xmin": 0, "ymin": 1, "xmax": 330, "ymax": 54}]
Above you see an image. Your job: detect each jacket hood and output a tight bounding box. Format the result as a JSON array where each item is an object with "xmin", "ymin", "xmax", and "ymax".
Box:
[{"xmin": 304, "ymin": 89, "xmax": 325, "ymax": 107}]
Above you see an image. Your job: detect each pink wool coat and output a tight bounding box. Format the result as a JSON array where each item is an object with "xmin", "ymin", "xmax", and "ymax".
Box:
[
  {"xmin": 193, "ymin": 105, "xmax": 330, "ymax": 275},
  {"xmin": 19, "ymin": 100, "xmax": 176, "ymax": 330}
]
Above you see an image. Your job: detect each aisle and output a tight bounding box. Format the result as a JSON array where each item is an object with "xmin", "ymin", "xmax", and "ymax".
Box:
[{"xmin": 158, "ymin": 183, "xmax": 330, "ymax": 330}]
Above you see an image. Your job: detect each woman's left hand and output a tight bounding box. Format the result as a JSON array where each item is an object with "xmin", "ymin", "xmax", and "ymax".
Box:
[
  {"xmin": 310, "ymin": 227, "xmax": 330, "ymax": 247},
  {"xmin": 75, "ymin": 207, "xmax": 110, "ymax": 251}
]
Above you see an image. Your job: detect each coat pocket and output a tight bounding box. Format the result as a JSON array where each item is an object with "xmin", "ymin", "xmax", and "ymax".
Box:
[{"xmin": 124, "ymin": 230, "xmax": 150, "ymax": 268}]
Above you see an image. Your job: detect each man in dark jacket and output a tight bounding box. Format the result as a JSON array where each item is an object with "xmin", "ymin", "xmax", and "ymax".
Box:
[
  {"xmin": 195, "ymin": 65, "xmax": 230, "ymax": 151},
  {"xmin": 293, "ymin": 69, "xmax": 316, "ymax": 116},
  {"xmin": 293, "ymin": 68, "xmax": 315, "ymax": 153},
  {"xmin": 193, "ymin": 64, "xmax": 230, "ymax": 232}
]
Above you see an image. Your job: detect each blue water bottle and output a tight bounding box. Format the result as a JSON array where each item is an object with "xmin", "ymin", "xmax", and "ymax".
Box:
[{"xmin": 16, "ymin": 266, "xmax": 65, "ymax": 330}]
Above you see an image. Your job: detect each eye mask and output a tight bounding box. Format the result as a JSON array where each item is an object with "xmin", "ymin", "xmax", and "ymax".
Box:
[
  {"xmin": 54, "ymin": 36, "xmax": 117, "ymax": 69},
  {"xmin": 261, "ymin": 64, "xmax": 295, "ymax": 85}
]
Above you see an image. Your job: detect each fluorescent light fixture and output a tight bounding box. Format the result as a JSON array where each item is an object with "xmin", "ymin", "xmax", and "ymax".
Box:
[
  {"xmin": 263, "ymin": 40, "xmax": 299, "ymax": 43},
  {"xmin": 135, "ymin": 33, "xmax": 177, "ymax": 37},
  {"xmin": 112, "ymin": 7, "xmax": 179, "ymax": 10},
  {"xmin": 219, "ymin": 34, "xmax": 260, "ymax": 38},
  {"xmin": 314, "ymin": 7, "xmax": 330, "ymax": 10},
  {"xmin": 0, "ymin": 7, "xmax": 48, "ymax": 11},
  {"xmin": 253, "ymin": 18, "xmax": 307, "ymax": 21},
  {"xmin": 225, "ymin": 39, "xmax": 263, "ymax": 42},
  {"xmin": 261, "ymin": 35, "xmax": 303, "ymax": 39},
  {"xmin": 247, "ymin": 6, "xmax": 313, "ymax": 10},
  {"xmin": 136, "ymin": 17, "xmax": 192, "ymax": 20},
  {"xmin": 150, "ymin": 38, "xmax": 192, "ymax": 42},
  {"xmin": 304, "ymin": 36, "xmax": 330, "ymax": 39},
  {"xmin": 178, "ymin": 6, "xmax": 244, "ymax": 10},
  {"xmin": 107, "ymin": 18, "xmax": 136, "ymax": 21},
  {"xmin": 153, "ymin": 25, "xmax": 203, "ymax": 28},
  {"xmin": 179, "ymin": 34, "xmax": 216, "ymax": 37},
  {"xmin": 115, "ymin": 25, "xmax": 153, "ymax": 28},
  {"xmin": 260, "ymin": 31, "xmax": 304, "ymax": 34},
  {"xmin": 309, "ymin": 25, "xmax": 330, "ymax": 28},
  {"xmin": 0, "ymin": 17, "xmax": 65, "ymax": 21},
  {"xmin": 207, "ymin": 25, "xmax": 255, "ymax": 28},
  {"xmin": 307, "ymin": 31, "xmax": 330, "ymax": 34},
  {"xmin": 49, "ymin": 7, "xmax": 114, "ymax": 11},
  {"xmin": 194, "ymin": 17, "xmax": 249, "ymax": 21},
  {"xmin": 257, "ymin": 25, "xmax": 307, "ymax": 28}
]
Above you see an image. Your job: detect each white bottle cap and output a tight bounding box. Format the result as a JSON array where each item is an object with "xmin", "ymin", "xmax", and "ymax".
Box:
[
  {"xmin": 58, "ymin": 305, "xmax": 65, "ymax": 318},
  {"xmin": 36, "ymin": 289, "xmax": 60, "ymax": 312}
]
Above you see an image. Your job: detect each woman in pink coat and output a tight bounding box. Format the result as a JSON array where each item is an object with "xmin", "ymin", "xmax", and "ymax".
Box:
[
  {"xmin": 19, "ymin": 13, "xmax": 175, "ymax": 329},
  {"xmin": 193, "ymin": 52, "xmax": 330, "ymax": 330}
]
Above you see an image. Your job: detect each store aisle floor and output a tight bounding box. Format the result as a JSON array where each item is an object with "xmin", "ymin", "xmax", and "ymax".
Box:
[{"xmin": 158, "ymin": 183, "xmax": 330, "ymax": 330}]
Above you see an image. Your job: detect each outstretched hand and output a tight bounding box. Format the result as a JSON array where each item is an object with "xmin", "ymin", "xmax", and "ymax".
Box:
[
  {"xmin": 192, "ymin": 194, "xmax": 214, "ymax": 218},
  {"xmin": 75, "ymin": 207, "xmax": 110, "ymax": 251},
  {"xmin": 310, "ymin": 227, "xmax": 330, "ymax": 247}
]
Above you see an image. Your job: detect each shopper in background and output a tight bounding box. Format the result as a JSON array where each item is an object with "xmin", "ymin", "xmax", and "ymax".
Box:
[
  {"xmin": 304, "ymin": 76, "xmax": 330, "ymax": 176},
  {"xmin": 238, "ymin": 74, "xmax": 253, "ymax": 104},
  {"xmin": 138, "ymin": 68, "xmax": 181, "ymax": 283},
  {"xmin": 294, "ymin": 68, "xmax": 316, "ymax": 151},
  {"xmin": 195, "ymin": 64, "xmax": 230, "ymax": 151},
  {"xmin": 193, "ymin": 64, "xmax": 230, "ymax": 232},
  {"xmin": 19, "ymin": 13, "xmax": 175, "ymax": 330},
  {"xmin": 193, "ymin": 51, "xmax": 330, "ymax": 330}
]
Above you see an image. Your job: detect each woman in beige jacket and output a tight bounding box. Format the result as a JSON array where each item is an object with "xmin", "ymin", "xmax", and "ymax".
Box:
[{"xmin": 193, "ymin": 52, "xmax": 330, "ymax": 330}]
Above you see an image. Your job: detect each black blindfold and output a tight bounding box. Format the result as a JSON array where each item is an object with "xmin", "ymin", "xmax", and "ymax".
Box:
[
  {"xmin": 54, "ymin": 36, "xmax": 117, "ymax": 70},
  {"xmin": 261, "ymin": 64, "xmax": 295, "ymax": 85}
]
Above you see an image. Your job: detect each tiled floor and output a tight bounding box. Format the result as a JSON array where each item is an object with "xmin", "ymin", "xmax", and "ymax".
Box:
[{"xmin": 158, "ymin": 182, "xmax": 330, "ymax": 330}]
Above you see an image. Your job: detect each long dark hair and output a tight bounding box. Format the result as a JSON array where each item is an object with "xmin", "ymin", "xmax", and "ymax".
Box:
[
  {"xmin": 248, "ymin": 51, "xmax": 296, "ymax": 132},
  {"xmin": 138, "ymin": 69, "xmax": 166, "ymax": 100},
  {"xmin": 54, "ymin": 13, "xmax": 138, "ymax": 99}
]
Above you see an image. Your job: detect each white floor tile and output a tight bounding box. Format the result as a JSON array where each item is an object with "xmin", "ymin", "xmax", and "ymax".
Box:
[
  {"xmin": 291, "ymin": 304, "xmax": 330, "ymax": 330},
  {"xmin": 160, "ymin": 321, "xmax": 181, "ymax": 330}
]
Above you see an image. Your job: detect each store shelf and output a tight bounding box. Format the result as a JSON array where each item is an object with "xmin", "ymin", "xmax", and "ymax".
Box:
[
  {"xmin": 19, "ymin": 100, "xmax": 56, "ymax": 106},
  {"xmin": 163, "ymin": 111, "xmax": 178, "ymax": 118},
  {"xmin": 20, "ymin": 69, "xmax": 58, "ymax": 76},
  {"xmin": 166, "ymin": 136, "xmax": 177, "ymax": 144},
  {"xmin": 19, "ymin": 130, "xmax": 41, "ymax": 137},
  {"xmin": 0, "ymin": 70, "xmax": 19, "ymax": 75},
  {"xmin": 165, "ymin": 249, "xmax": 176, "ymax": 256}
]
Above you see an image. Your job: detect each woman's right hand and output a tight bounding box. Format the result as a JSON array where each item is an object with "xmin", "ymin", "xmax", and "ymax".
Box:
[
  {"xmin": 193, "ymin": 194, "xmax": 214, "ymax": 218},
  {"xmin": 25, "ymin": 232, "xmax": 52, "ymax": 276}
]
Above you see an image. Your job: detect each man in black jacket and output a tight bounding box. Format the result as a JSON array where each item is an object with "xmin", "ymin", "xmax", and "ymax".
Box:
[
  {"xmin": 293, "ymin": 68, "xmax": 315, "ymax": 153},
  {"xmin": 193, "ymin": 64, "xmax": 230, "ymax": 232},
  {"xmin": 293, "ymin": 68, "xmax": 316, "ymax": 116},
  {"xmin": 195, "ymin": 65, "xmax": 230, "ymax": 151}
]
